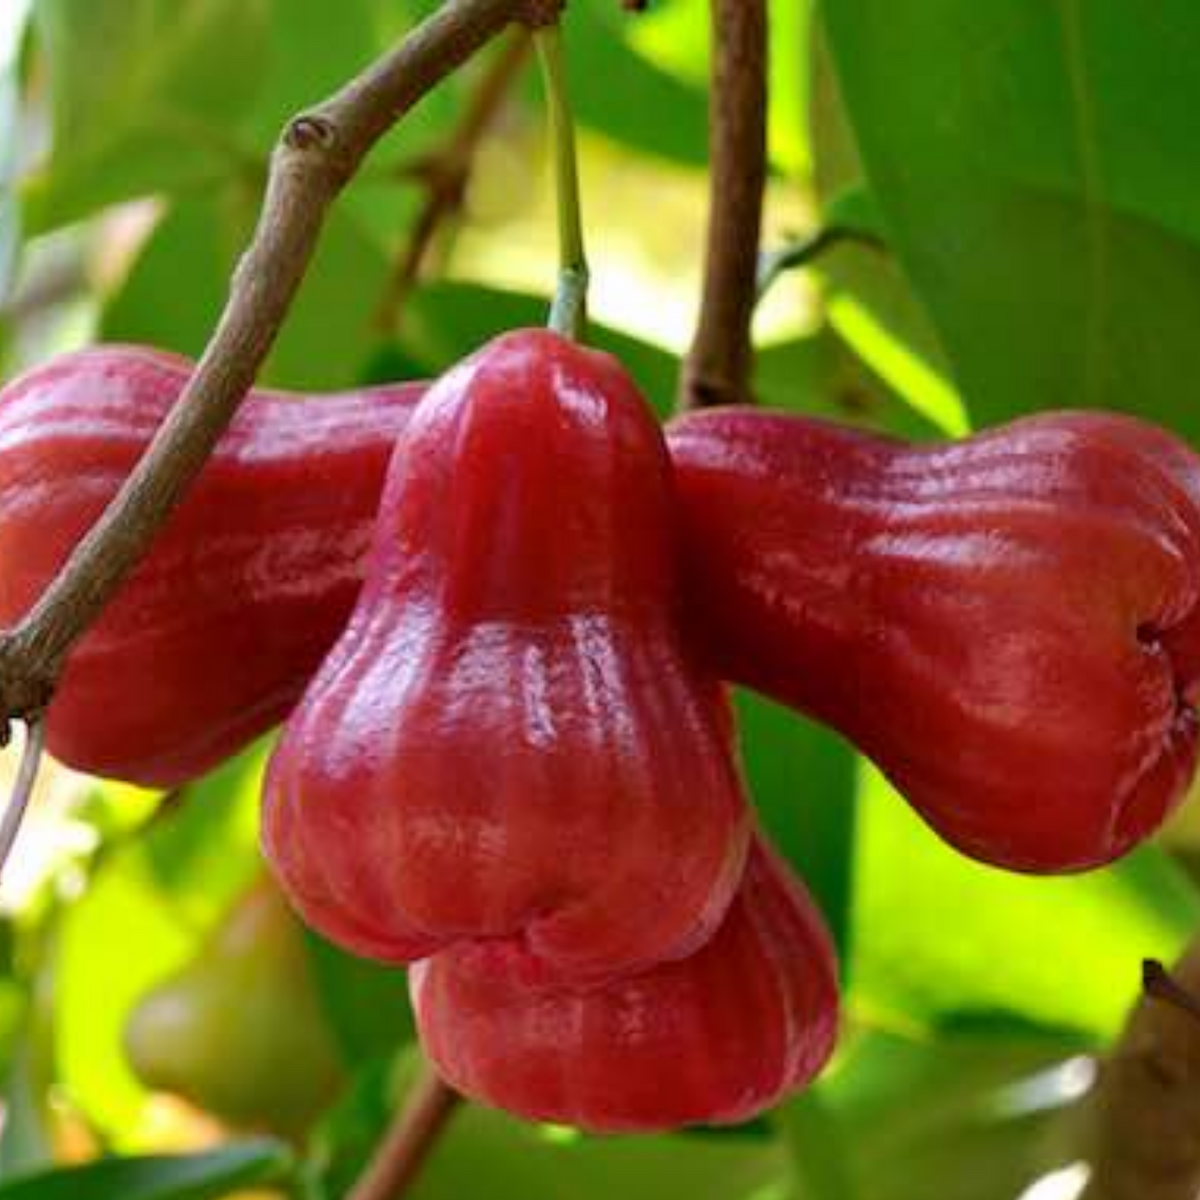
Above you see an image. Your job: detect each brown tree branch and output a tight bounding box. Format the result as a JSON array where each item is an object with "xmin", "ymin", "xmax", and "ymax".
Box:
[
  {"xmin": 375, "ymin": 30, "xmax": 534, "ymax": 334},
  {"xmin": 347, "ymin": 1065, "xmax": 461, "ymax": 1200},
  {"xmin": 1081, "ymin": 946, "xmax": 1200, "ymax": 1200},
  {"xmin": 677, "ymin": 0, "xmax": 768, "ymax": 412},
  {"xmin": 0, "ymin": 0, "xmax": 533, "ymax": 727}
]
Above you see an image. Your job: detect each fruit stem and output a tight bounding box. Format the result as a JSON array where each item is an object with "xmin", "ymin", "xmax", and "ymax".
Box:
[
  {"xmin": 346, "ymin": 1064, "xmax": 460, "ymax": 1200},
  {"xmin": 534, "ymin": 25, "xmax": 589, "ymax": 341},
  {"xmin": 0, "ymin": 720, "xmax": 44, "ymax": 886}
]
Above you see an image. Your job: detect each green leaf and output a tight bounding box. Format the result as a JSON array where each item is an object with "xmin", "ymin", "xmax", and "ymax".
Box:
[
  {"xmin": 400, "ymin": 281, "xmax": 681, "ymax": 417},
  {"xmin": 414, "ymin": 1107, "xmax": 788, "ymax": 1200},
  {"xmin": 778, "ymin": 1091, "xmax": 859, "ymax": 1200},
  {"xmin": 626, "ymin": 0, "xmax": 708, "ymax": 90},
  {"xmin": 0, "ymin": 1048, "xmax": 53, "ymax": 1181},
  {"xmin": 262, "ymin": 207, "xmax": 394, "ymax": 391},
  {"xmin": 807, "ymin": 20, "xmax": 966, "ymax": 436},
  {"xmin": 140, "ymin": 745, "xmax": 267, "ymax": 928},
  {"xmin": 305, "ymin": 1055, "xmax": 403, "ymax": 1200},
  {"xmin": 414, "ymin": 1113, "xmax": 787, "ymax": 1200},
  {"xmin": 0, "ymin": 1140, "xmax": 292, "ymax": 1200},
  {"xmin": 850, "ymin": 762, "xmax": 1200, "ymax": 1041},
  {"xmin": 0, "ymin": 0, "xmax": 31, "ymax": 301},
  {"xmin": 0, "ymin": 933, "xmax": 55, "ymax": 1182},
  {"xmin": 736, "ymin": 693, "xmax": 857, "ymax": 961},
  {"xmin": 56, "ymin": 750, "xmax": 264, "ymax": 1138},
  {"xmin": 26, "ymin": 0, "xmax": 270, "ymax": 231},
  {"xmin": 768, "ymin": 0, "xmax": 814, "ymax": 177},
  {"xmin": 0, "ymin": 923, "xmax": 30, "ymax": 1084},
  {"xmin": 754, "ymin": 325, "xmax": 946, "ymax": 441},
  {"xmin": 821, "ymin": 186, "xmax": 887, "ymax": 243},
  {"xmin": 56, "ymin": 849, "xmax": 198, "ymax": 1134},
  {"xmin": 102, "ymin": 190, "xmax": 394, "ymax": 390},
  {"xmin": 824, "ymin": 274, "xmax": 968, "ymax": 438},
  {"xmin": 247, "ymin": 0, "xmax": 377, "ymax": 147},
  {"xmin": 100, "ymin": 197, "xmax": 237, "ymax": 360},
  {"xmin": 820, "ymin": 0, "xmax": 1200, "ymax": 438},
  {"xmin": 566, "ymin": 0, "xmax": 709, "ymax": 168},
  {"xmin": 622, "ymin": 0, "xmax": 812, "ymax": 175},
  {"xmin": 304, "ymin": 931, "xmax": 415, "ymax": 1067},
  {"xmin": 804, "ymin": 1023, "xmax": 1084, "ymax": 1200}
]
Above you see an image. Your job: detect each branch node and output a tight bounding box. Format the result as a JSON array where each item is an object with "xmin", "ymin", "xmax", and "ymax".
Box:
[
  {"xmin": 284, "ymin": 113, "xmax": 337, "ymax": 151},
  {"xmin": 0, "ymin": 637, "xmax": 55, "ymax": 731},
  {"xmin": 280, "ymin": 113, "xmax": 360, "ymax": 186},
  {"xmin": 1143, "ymin": 958, "xmax": 1200, "ymax": 1025},
  {"xmin": 684, "ymin": 374, "xmax": 738, "ymax": 410}
]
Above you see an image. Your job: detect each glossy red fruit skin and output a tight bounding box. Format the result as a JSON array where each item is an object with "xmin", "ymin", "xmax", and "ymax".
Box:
[
  {"xmin": 0, "ymin": 346, "xmax": 423, "ymax": 787},
  {"xmin": 667, "ymin": 409, "xmax": 1200, "ymax": 873},
  {"xmin": 411, "ymin": 837, "xmax": 839, "ymax": 1134},
  {"xmin": 264, "ymin": 329, "xmax": 751, "ymax": 984}
]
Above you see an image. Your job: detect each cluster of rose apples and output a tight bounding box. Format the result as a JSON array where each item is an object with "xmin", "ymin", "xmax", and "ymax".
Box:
[{"xmin": 2, "ymin": 329, "xmax": 1199, "ymax": 1132}]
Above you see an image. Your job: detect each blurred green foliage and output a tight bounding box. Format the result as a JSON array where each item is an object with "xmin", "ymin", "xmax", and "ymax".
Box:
[{"xmin": 0, "ymin": 0, "xmax": 1198, "ymax": 1197}]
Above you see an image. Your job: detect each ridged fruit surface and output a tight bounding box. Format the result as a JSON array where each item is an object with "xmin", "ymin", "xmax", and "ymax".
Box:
[
  {"xmin": 411, "ymin": 837, "xmax": 839, "ymax": 1133},
  {"xmin": 264, "ymin": 329, "xmax": 751, "ymax": 985},
  {"xmin": 0, "ymin": 346, "xmax": 422, "ymax": 786},
  {"xmin": 667, "ymin": 409, "xmax": 1200, "ymax": 873},
  {"xmin": 124, "ymin": 878, "xmax": 344, "ymax": 1136}
]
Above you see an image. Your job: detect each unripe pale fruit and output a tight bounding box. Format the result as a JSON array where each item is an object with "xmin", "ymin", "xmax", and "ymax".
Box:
[
  {"xmin": 124, "ymin": 879, "xmax": 343, "ymax": 1136},
  {"xmin": 667, "ymin": 409, "xmax": 1200, "ymax": 873},
  {"xmin": 264, "ymin": 330, "xmax": 751, "ymax": 986},
  {"xmin": 0, "ymin": 346, "xmax": 423, "ymax": 786},
  {"xmin": 411, "ymin": 837, "xmax": 839, "ymax": 1133}
]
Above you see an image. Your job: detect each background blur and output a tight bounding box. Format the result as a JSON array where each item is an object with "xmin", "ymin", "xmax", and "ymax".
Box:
[{"xmin": 2, "ymin": 1, "xmax": 1199, "ymax": 1198}]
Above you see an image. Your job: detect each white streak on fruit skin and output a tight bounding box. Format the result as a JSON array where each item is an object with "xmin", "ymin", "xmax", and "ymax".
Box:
[{"xmin": 520, "ymin": 643, "xmax": 558, "ymax": 749}]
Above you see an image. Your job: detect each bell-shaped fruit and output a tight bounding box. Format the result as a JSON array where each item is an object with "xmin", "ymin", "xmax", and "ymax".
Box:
[
  {"xmin": 0, "ymin": 346, "xmax": 423, "ymax": 786},
  {"xmin": 264, "ymin": 329, "xmax": 751, "ymax": 985},
  {"xmin": 124, "ymin": 878, "xmax": 344, "ymax": 1136},
  {"xmin": 411, "ymin": 837, "xmax": 839, "ymax": 1133},
  {"xmin": 667, "ymin": 409, "xmax": 1200, "ymax": 872}
]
